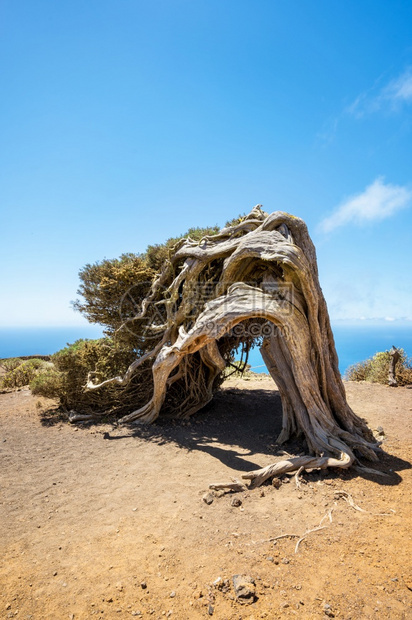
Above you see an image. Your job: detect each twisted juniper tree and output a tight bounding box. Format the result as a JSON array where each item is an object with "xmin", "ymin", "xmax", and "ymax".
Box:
[{"xmin": 83, "ymin": 205, "xmax": 380, "ymax": 483}]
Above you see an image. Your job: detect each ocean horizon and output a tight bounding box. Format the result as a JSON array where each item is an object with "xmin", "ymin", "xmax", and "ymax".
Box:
[{"xmin": 0, "ymin": 323, "xmax": 411, "ymax": 377}]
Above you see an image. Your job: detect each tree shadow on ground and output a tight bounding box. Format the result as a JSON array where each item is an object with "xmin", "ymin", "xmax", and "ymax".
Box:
[{"xmin": 96, "ymin": 385, "xmax": 411, "ymax": 487}]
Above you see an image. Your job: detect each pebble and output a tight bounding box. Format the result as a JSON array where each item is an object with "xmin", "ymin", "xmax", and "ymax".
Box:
[
  {"xmin": 169, "ymin": 591, "xmax": 176, "ymax": 598},
  {"xmin": 232, "ymin": 574, "xmax": 256, "ymax": 604},
  {"xmin": 203, "ymin": 492, "xmax": 214, "ymax": 505},
  {"xmin": 141, "ymin": 581, "xmax": 147, "ymax": 589},
  {"xmin": 231, "ymin": 497, "xmax": 242, "ymax": 507}
]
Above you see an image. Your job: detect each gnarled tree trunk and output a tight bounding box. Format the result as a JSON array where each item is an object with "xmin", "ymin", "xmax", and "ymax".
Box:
[{"xmin": 86, "ymin": 206, "xmax": 380, "ymax": 481}]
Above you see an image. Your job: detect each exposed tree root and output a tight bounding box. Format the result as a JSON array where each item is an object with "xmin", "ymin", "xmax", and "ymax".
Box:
[
  {"xmin": 242, "ymin": 451, "xmax": 353, "ymax": 489},
  {"xmin": 334, "ymin": 490, "xmax": 393, "ymax": 516},
  {"xmin": 295, "ymin": 526, "xmax": 327, "ymax": 553},
  {"xmin": 209, "ymin": 480, "xmax": 247, "ymax": 492},
  {"xmin": 295, "ymin": 466, "xmax": 305, "ymax": 489}
]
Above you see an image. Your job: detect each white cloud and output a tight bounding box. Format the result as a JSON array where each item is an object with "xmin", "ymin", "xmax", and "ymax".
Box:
[
  {"xmin": 349, "ymin": 68, "xmax": 412, "ymax": 117},
  {"xmin": 384, "ymin": 69, "xmax": 412, "ymax": 103},
  {"xmin": 319, "ymin": 177, "xmax": 412, "ymax": 233},
  {"xmin": 323, "ymin": 278, "xmax": 412, "ymax": 322}
]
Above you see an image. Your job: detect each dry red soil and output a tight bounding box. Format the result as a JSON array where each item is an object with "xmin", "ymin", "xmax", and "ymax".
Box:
[{"xmin": 1, "ymin": 378, "xmax": 411, "ymax": 619}]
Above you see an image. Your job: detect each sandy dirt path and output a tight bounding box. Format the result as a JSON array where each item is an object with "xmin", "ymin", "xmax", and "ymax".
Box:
[{"xmin": 1, "ymin": 378, "xmax": 411, "ymax": 619}]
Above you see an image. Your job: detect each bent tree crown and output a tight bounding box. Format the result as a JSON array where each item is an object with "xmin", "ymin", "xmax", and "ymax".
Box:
[{"xmin": 86, "ymin": 205, "xmax": 380, "ymax": 481}]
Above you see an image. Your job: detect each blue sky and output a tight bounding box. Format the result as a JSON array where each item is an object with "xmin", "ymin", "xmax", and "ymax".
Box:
[{"xmin": 1, "ymin": 0, "xmax": 411, "ymax": 327}]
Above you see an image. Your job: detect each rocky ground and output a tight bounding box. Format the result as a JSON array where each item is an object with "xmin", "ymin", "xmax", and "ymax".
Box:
[{"xmin": 0, "ymin": 377, "xmax": 411, "ymax": 619}]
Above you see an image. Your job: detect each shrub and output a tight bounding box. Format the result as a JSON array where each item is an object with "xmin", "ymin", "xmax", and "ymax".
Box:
[
  {"xmin": 1, "ymin": 358, "xmax": 49, "ymax": 389},
  {"xmin": 346, "ymin": 348, "xmax": 412, "ymax": 386},
  {"xmin": 224, "ymin": 360, "xmax": 252, "ymax": 378},
  {"xmin": 0, "ymin": 358, "xmax": 23, "ymax": 373},
  {"xmin": 30, "ymin": 338, "xmax": 147, "ymax": 414},
  {"xmin": 30, "ymin": 366, "xmax": 64, "ymax": 400}
]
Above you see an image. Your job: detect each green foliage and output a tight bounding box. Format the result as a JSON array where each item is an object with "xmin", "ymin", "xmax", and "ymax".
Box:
[
  {"xmin": 30, "ymin": 366, "xmax": 64, "ymax": 400},
  {"xmin": 1, "ymin": 358, "xmax": 49, "ymax": 389},
  {"xmin": 30, "ymin": 339, "xmax": 144, "ymax": 413},
  {"xmin": 73, "ymin": 253, "xmax": 154, "ymax": 333},
  {"xmin": 73, "ymin": 225, "xmax": 221, "ymax": 339},
  {"xmin": 145, "ymin": 226, "xmax": 219, "ymax": 272},
  {"xmin": 225, "ymin": 214, "xmax": 246, "ymax": 227},
  {"xmin": 346, "ymin": 348, "xmax": 412, "ymax": 386},
  {"xmin": 0, "ymin": 358, "xmax": 23, "ymax": 372}
]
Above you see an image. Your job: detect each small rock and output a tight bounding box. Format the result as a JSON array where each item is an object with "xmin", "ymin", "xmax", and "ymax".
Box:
[
  {"xmin": 272, "ymin": 477, "xmax": 281, "ymax": 489},
  {"xmin": 208, "ymin": 605, "xmax": 214, "ymax": 616},
  {"xmin": 141, "ymin": 581, "xmax": 147, "ymax": 589},
  {"xmin": 376, "ymin": 426, "xmax": 385, "ymax": 436},
  {"xmin": 231, "ymin": 497, "xmax": 242, "ymax": 507},
  {"xmin": 259, "ymin": 489, "xmax": 265, "ymax": 497},
  {"xmin": 232, "ymin": 574, "xmax": 256, "ymax": 604},
  {"xmin": 131, "ymin": 612, "xmax": 141, "ymax": 617},
  {"xmin": 266, "ymin": 556, "xmax": 274, "ymax": 562},
  {"xmin": 203, "ymin": 493, "xmax": 214, "ymax": 505},
  {"xmin": 281, "ymin": 476, "xmax": 290, "ymax": 484},
  {"xmin": 169, "ymin": 591, "xmax": 176, "ymax": 598}
]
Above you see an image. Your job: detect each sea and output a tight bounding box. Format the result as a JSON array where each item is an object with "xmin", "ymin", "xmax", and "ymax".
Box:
[{"xmin": 0, "ymin": 323, "xmax": 412, "ymax": 377}]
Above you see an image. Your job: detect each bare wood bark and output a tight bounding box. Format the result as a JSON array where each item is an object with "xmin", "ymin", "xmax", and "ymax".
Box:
[
  {"xmin": 84, "ymin": 205, "xmax": 380, "ymax": 476},
  {"xmin": 388, "ymin": 345, "xmax": 400, "ymax": 387}
]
